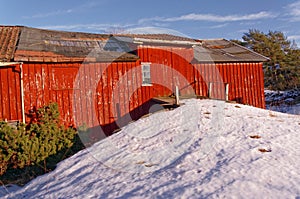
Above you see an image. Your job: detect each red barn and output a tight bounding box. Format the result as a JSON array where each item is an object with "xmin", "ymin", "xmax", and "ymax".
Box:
[{"xmin": 0, "ymin": 26, "xmax": 268, "ymax": 138}]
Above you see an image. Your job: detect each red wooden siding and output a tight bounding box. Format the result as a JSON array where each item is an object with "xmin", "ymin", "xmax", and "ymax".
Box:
[
  {"xmin": 138, "ymin": 46, "xmax": 196, "ymax": 98},
  {"xmin": 0, "ymin": 65, "xmax": 22, "ymax": 121},
  {"xmin": 0, "ymin": 47, "xmax": 265, "ymax": 136},
  {"xmin": 193, "ymin": 63, "xmax": 265, "ymax": 108}
]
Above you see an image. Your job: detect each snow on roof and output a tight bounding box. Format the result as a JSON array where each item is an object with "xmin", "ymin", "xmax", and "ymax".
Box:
[{"xmin": 2, "ymin": 99, "xmax": 300, "ymax": 198}]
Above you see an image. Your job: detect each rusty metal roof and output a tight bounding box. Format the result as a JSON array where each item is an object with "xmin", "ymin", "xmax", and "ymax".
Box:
[
  {"xmin": 0, "ymin": 26, "xmax": 268, "ymax": 63},
  {"xmin": 116, "ymin": 34, "xmax": 198, "ymax": 42},
  {"xmin": 193, "ymin": 39, "xmax": 269, "ymax": 63},
  {"xmin": 0, "ymin": 26, "xmax": 20, "ymax": 62},
  {"xmin": 12, "ymin": 26, "xmax": 139, "ymax": 62}
]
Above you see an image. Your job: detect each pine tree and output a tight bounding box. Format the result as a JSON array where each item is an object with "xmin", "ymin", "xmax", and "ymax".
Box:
[
  {"xmin": 238, "ymin": 29, "xmax": 300, "ymax": 90},
  {"xmin": 0, "ymin": 103, "xmax": 77, "ymax": 176}
]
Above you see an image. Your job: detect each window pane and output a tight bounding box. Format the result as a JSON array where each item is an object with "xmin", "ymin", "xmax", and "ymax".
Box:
[{"xmin": 142, "ymin": 63, "xmax": 151, "ymax": 84}]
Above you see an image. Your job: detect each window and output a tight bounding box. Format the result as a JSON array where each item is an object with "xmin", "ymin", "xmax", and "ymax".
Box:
[{"xmin": 142, "ymin": 62, "xmax": 152, "ymax": 85}]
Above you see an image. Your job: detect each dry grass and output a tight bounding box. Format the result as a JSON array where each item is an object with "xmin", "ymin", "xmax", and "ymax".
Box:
[
  {"xmin": 268, "ymin": 111, "xmax": 277, "ymax": 117},
  {"xmin": 136, "ymin": 161, "xmax": 146, "ymax": 165},
  {"xmin": 258, "ymin": 148, "xmax": 272, "ymax": 153},
  {"xmin": 144, "ymin": 163, "xmax": 159, "ymax": 167},
  {"xmin": 250, "ymin": 135, "xmax": 261, "ymax": 139}
]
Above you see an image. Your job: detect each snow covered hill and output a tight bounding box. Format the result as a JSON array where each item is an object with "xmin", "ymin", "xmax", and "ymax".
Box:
[
  {"xmin": 2, "ymin": 99, "xmax": 300, "ymax": 198},
  {"xmin": 265, "ymin": 89, "xmax": 300, "ymax": 115}
]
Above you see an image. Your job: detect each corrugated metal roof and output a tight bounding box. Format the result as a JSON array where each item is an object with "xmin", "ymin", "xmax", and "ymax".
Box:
[
  {"xmin": 13, "ymin": 27, "xmax": 138, "ymax": 62},
  {"xmin": 0, "ymin": 26, "xmax": 20, "ymax": 62},
  {"xmin": 0, "ymin": 26, "xmax": 268, "ymax": 63},
  {"xmin": 193, "ymin": 39, "xmax": 269, "ymax": 63},
  {"xmin": 116, "ymin": 34, "xmax": 198, "ymax": 42}
]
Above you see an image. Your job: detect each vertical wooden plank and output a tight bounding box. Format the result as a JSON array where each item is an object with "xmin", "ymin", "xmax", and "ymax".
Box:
[
  {"xmin": 206, "ymin": 63, "xmax": 211, "ymax": 97},
  {"xmin": 1, "ymin": 68, "xmax": 10, "ymax": 120},
  {"xmin": 234, "ymin": 63, "xmax": 239, "ymax": 102},
  {"xmin": 254, "ymin": 63, "xmax": 260, "ymax": 107},
  {"xmin": 249, "ymin": 63, "xmax": 255, "ymax": 106},
  {"xmin": 217, "ymin": 64, "xmax": 224, "ymax": 100},
  {"xmin": 166, "ymin": 48, "xmax": 173, "ymax": 96},
  {"xmin": 152, "ymin": 49, "xmax": 159, "ymax": 96},
  {"xmin": 258, "ymin": 63, "xmax": 266, "ymax": 108},
  {"xmin": 171, "ymin": 48, "xmax": 179, "ymax": 95},
  {"xmin": 118, "ymin": 62, "xmax": 126, "ymax": 121},
  {"xmin": 0, "ymin": 69, "xmax": 4, "ymax": 119},
  {"xmin": 253, "ymin": 63, "xmax": 260, "ymax": 108},
  {"xmin": 132, "ymin": 61, "xmax": 140, "ymax": 120},
  {"xmin": 23, "ymin": 64, "xmax": 29, "ymax": 122},
  {"xmin": 217, "ymin": 63, "xmax": 224, "ymax": 100},
  {"xmin": 241, "ymin": 63, "xmax": 247, "ymax": 105},
  {"xmin": 123, "ymin": 62, "xmax": 130, "ymax": 119},
  {"xmin": 252, "ymin": 63, "xmax": 258, "ymax": 107},
  {"xmin": 7, "ymin": 67, "xmax": 15, "ymax": 120},
  {"xmin": 231, "ymin": 63, "xmax": 237, "ymax": 101},
  {"xmin": 209, "ymin": 63, "xmax": 215, "ymax": 98},
  {"xmin": 40, "ymin": 64, "xmax": 45, "ymax": 107},
  {"xmin": 89, "ymin": 62, "xmax": 97, "ymax": 127},
  {"xmin": 110, "ymin": 62, "xmax": 118, "ymax": 128},
  {"xmin": 28, "ymin": 64, "xmax": 36, "ymax": 110},
  {"xmin": 72, "ymin": 63, "xmax": 82, "ymax": 126},
  {"xmin": 200, "ymin": 64, "xmax": 206, "ymax": 97},
  {"xmin": 95, "ymin": 62, "xmax": 103, "ymax": 126},
  {"xmin": 239, "ymin": 63, "xmax": 245, "ymax": 103},
  {"xmin": 199, "ymin": 64, "xmax": 205, "ymax": 97},
  {"xmin": 14, "ymin": 65, "xmax": 21, "ymax": 121},
  {"xmin": 89, "ymin": 62, "xmax": 96, "ymax": 127},
  {"xmin": 245, "ymin": 63, "xmax": 251, "ymax": 105},
  {"xmin": 200, "ymin": 64, "xmax": 207, "ymax": 97},
  {"xmin": 192, "ymin": 63, "xmax": 198, "ymax": 96},
  {"xmin": 102, "ymin": 63, "xmax": 110, "ymax": 125},
  {"xmin": 77, "ymin": 63, "xmax": 85, "ymax": 126},
  {"xmin": 128, "ymin": 62, "xmax": 134, "ymax": 115},
  {"xmin": 251, "ymin": 63, "xmax": 256, "ymax": 107},
  {"xmin": 215, "ymin": 63, "xmax": 221, "ymax": 99},
  {"xmin": 106, "ymin": 62, "xmax": 114, "ymax": 128},
  {"xmin": 99, "ymin": 63, "xmax": 106, "ymax": 125},
  {"xmin": 42, "ymin": 64, "xmax": 50, "ymax": 106}
]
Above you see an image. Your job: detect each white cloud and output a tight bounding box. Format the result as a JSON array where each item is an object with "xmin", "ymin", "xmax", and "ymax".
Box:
[
  {"xmin": 23, "ymin": 1, "xmax": 102, "ymax": 19},
  {"xmin": 139, "ymin": 11, "xmax": 275, "ymax": 24},
  {"xmin": 125, "ymin": 27, "xmax": 189, "ymax": 37},
  {"xmin": 286, "ymin": 0, "xmax": 300, "ymax": 21},
  {"xmin": 23, "ymin": 9, "xmax": 73, "ymax": 19},
  {"xmin": 209, "ymin": 23, "xmax": 229, "ymax": 29},
  {"xmin": 38, "ymin": 23, "xmax": 135, "ymax": 33},
  {"xmin": 37, "ymin": 24, "xmax": 192, "ymax": 37},
  {"xmin": 288, "ymin": 35, "xmax": 300, "ymax": 40},
  {"xmin": 287, "ymin": 35, "xmax": 300, "ymax": 47}
]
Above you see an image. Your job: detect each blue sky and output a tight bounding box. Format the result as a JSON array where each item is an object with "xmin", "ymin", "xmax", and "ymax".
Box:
[{"xmin": 1, "ymin": 0, "xmax": 300, "ymax": 45}]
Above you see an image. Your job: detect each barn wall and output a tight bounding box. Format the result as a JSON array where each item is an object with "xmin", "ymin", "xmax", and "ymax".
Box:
[
  {"xmin": 192, "ymin": 62, "xmax": 265, "ymax": 108},
  {"xmin": 138, "ymin": 46, "xmax": 265, "ymax": 108},
  {"xmin": 0, "ymin": 65, "xmax": 22, "ymax": 121},
  {"xmin": 138, "ymin": 46, "xmax": 196, "ymax": 97},
  {"xmin": 21, "ymin": 61, "xmax": 152, "ymax": 135},
  {"xmin": 1, "ymin": 48, "xmax": 265, "ymax": 136}
]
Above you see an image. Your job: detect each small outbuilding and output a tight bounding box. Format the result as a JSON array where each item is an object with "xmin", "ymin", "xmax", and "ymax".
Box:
[{"xmin": 0, "ymin": 26, "xmax": 268, "ymax": 136}]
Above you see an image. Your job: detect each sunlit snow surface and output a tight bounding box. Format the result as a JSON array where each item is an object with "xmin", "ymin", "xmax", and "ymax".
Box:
[{"xmin": 2, "ymin": 99, "xmax": 300, "ymax": 198}]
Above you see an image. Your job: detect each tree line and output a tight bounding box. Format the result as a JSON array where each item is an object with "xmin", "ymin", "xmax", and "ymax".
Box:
[{"xmin": 232, "ymin": 29, "xmax": 300, "ymax": 91}]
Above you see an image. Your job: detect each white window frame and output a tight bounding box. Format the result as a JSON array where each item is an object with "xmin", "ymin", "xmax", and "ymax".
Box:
[{"xmin": 141, "ymin": 62, "xmax": 152, "ymax": 86}]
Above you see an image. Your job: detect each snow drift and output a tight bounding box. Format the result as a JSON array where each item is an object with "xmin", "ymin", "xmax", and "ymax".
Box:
[{"xmin": 2, "ymin": 99, "xmax": 300, "ymax": 198}]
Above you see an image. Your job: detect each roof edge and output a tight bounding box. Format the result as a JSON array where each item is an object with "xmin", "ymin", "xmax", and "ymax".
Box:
[{"xmin": 227, "ymin": 39, "xmax": 270, "ymax": 62}]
